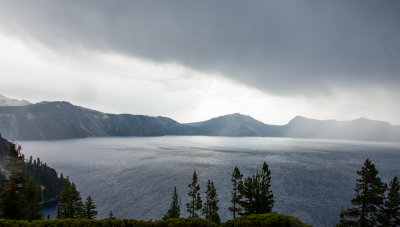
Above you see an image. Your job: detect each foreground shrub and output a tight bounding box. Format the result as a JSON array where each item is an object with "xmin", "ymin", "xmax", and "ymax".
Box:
[
  {"xmin": 0, "ymin": 214, "xmax": 310, "ymax": 227},
  {"xmin": 221, "ymin": 213, "xmax": 311, "ymax": 227},
  {"xmin": 0, "ymin": 217, "xmax": 218, "ymax": 227}
]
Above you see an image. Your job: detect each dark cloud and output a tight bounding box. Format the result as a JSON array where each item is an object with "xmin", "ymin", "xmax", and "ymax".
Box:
[{"xmin": 0, "ymin": 0, "xmax": 399, "ymax": 95}]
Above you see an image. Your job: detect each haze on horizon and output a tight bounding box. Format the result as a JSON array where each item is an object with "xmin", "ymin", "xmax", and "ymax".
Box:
[{"xmin": 0, "ymin": 0, "xmax": 399, "ymax": 125}]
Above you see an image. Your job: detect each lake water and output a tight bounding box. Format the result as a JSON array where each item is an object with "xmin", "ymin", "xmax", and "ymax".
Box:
[{"xmin": 18, "ymin": 136, "xmax": 400, "ymax": 226}]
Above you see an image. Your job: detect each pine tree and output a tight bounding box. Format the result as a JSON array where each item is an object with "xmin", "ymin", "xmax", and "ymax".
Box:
[
  {"xmin": 337, "ymin": 206, "xmax": 355, "ymax": 227},
  {"xmin": 186, "ymin": 171, "xmax": 202, "ymax": 217},
  {"xmin": 84, "ymin": 196, "xmax": 98, "ymax": 219},
  {"xmin": 57, "ymin": 179, "xmax": 85, "ymax": 218},
  {"xmin": 24, "ymin": 155, "xmax": 66, "ymax": 202},
  {"xmin": 259, "ymin": 161, "xmax": 274, "ymax": 213},
  {"xmin": 229, "ymin": 166, "xmax": 243, "ymax": 219},
  {"xmin": 0, "ymin": 144, "xmax": 28, "ymax": 219},
  {"xmin": 378, "ymin": 176, "xmax": 400, "ymax": 226},
  {"xmin": 23, "ymin": 176, "xmax": 43, "ymax": 220},
  {"xmin": 108, "ymin": 210, "xmax": 116, "ymax": 219},
  {"xmin": 238, "ymin": 174, "xmax": 256, "ymax": 215},
  {"xmin": 202, "ymin": 180, "xmax": 220, "ymax": 224},
  {"xmin": 5, "ymin": 144, "xmax": 25, "ymax": 180},
  {"xmin": 238, "ymin": 161, "xmax": 274, "ymax": 215},
  {"xmin": 163, "ymin": 187, "xmax": 180, "ymax": 219},
  {"xmin": 0, "ymin": 179, "xmax": 24, "ymax": 219},
  {"xmin": 339, "ymin": 159, "xmax": 386, "ymax": 226}
]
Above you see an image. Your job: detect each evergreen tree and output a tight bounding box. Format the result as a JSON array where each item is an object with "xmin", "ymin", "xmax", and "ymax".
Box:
[
  {"xmin": 5, "ymin": 144, "xmax": 25, "ymax": 180},
  {"xmin": 259, "ymin": 162, "xmax": 274, "ymax": 213},
  {"xmin": 23, "ymin": 176, "xmax": 43, "ymax": 220},
  {"xmin": 24, "ymin": 156, "xmax": 66, "ymax": 202},
  {"xmin": 108, "ymin": 210, "xmax": 115, "ymax": 219},
  {"xmin": 202, "ymin": 180, "xmax": 220, "ymax": 224},
  {"xmin": 163, "ymin": 187, "xmax": 180, "ymax": 219},
  {"xmin": 229, "ymin": 166, "xmax": 242, "ymax": 219},
  {"xmin": 0, "ymin": 144, "xmax": 28, "ymax": 219},
  {"xmin": 186, "ymin": 171, "xmax": 202, "ymax": 217},
  {"xmin": 378, "ymin": 176, "xmax": 400, "ymax": 226},
  {"xmin": 0, "ymin": 179, "xmax": 24, "ymax": 219},
  {"xmin": 337, "ymin": 206, "xmax": 355, "ymax": 227},
  {"xmin": 84, "ymin": 196, "xmax": 98, "ymax": 219},
  {"xmin": 0, "ymin": 140, "xmax": 65, "ymax": 220},
  {"xmin": 57, "ymin": 179, "xmax": 85, "ymax": 219},
  {"xmin": 238, "ymin": 161, "xmax": 274, "ymax": 215},
  {"xmin": 339, "ymin": 159, "xmax": 386, "ymax": 226}
]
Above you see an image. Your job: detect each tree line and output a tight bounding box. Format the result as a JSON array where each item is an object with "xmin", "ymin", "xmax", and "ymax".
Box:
[
  {"xmin": 337, "ymin": 159, "xmax": 400, "ymax": 227},
  {"xmin": 0, "ymin": 139, "xmax": 66, "ymax": 203},
  {"xmin": 163, "ymin": 161, "xmax": 275, "ymax": 224},
  {"xmin": 0, "ymin": 143, "xmax": 44, "ymax": 220},
  {"xmin": 0, "ymin": 142, "xmax": 98, "ymax": 220},
  {"xmin": 56, "ymin": 178, "xmax": 98, "ymax": 219},
  {"xmin": 24, "ymin": 156, "xmax": 66, "ymax": 202}
]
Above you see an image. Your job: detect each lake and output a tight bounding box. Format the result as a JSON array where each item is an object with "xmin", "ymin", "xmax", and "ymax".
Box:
[{"xmin": 18, "ymin": 136, "xmax": 400, "ymax": 226}]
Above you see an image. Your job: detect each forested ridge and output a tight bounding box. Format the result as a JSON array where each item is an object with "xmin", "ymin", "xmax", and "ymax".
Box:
[
  {"xmin": 0, "ymin": 134, "xmax": 65, "ymax": 203},
  {"xmin": 24, "ymin": 157, "xmax": 66, "ymax": 202}
]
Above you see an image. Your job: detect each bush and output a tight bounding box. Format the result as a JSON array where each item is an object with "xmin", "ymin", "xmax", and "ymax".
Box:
[
  {"xmin": 0, "ymin": 217, "xmax": 218, "ymax": 227},
  {"xmin": 221, "ymin": 213, "xmax": 312, "ymax": 227},
  {"xmin": 0, "ymin": 215, "xmax": 310, "ymax": 227}
]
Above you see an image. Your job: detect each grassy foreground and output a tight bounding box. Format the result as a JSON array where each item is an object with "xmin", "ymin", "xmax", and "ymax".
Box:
[{"xmin": 0, "ymin": 214, "xmax": 311, "ymax": 227}]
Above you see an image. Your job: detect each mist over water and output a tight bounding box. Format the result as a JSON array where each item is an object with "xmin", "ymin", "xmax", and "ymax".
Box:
[{"xmin": 18, "ymin": 136, "xmax": 400, "ymax": 226}]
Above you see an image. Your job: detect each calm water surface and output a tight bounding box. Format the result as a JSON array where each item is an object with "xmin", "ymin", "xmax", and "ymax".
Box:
[{"xmin": 18, "ymin": 136, "xmax": 400, "ymax": 226}]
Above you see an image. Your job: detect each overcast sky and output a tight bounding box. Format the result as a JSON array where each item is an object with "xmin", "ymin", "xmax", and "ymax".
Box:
[{"xmin": 0, "ymin": 0, "xmax": 399, "ymax": 125}]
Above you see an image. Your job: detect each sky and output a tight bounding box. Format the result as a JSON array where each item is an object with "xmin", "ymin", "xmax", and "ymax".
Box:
[{"xmin": 0, "ymin": 0, "xmax": 399, "ymax": 125}]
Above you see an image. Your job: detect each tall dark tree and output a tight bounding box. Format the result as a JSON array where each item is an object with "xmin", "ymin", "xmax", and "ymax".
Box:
[
  {"xmin": 378, "ymin": 176, "xmax": 400, "ymax": 227},
  {"xmin": 229, "ymin": 166, "xmax": 243, "ymax": 219},
  {"xmin": 339, "ymin": 159, "xmax": 386, "ymax": 226},
  {"xmin": 108, "ymin": 210, "xmax": 115, "ymax": 219},
  {"xmin": 259, "ymin": 162, "xmax": 274, "ymax": 213},
  {"xmin": 0, "ymin": 179, "xmax": 25, "ymax": 219},
  {"xmin": 5, "ymin": 144, "xmax": 25, "ymax": 180},
  {"xmin": 57, "ymin": 179, "xmax": 85, "ymax": 219},
  {"xmin": 0, "ymin": 144, "xmax": 28, "ymax": 220},
  {"xmin": 337, "ymin": 206, "xmax": 354, "ymax": 227},
  {"xmin": 186, "ymin": 171, "xmax": 202, "ymax": 217},
  {"xmin": 163, "ymin": 187, "xmax": 180, "ymax": 219},
  {"xmin": 202, "ymin": 180, "xmax": 220, "ymax": 224},
  {"xmin": 23, "ymin": 176, "xmax": 43, "ymax": 220},
  {"xmin": 238, "ymin": 161, "xmax": 274, "ymax": 215},
  {"xmin": 84, "ymin": 196, "xmax": 98, "ymax": 219}
]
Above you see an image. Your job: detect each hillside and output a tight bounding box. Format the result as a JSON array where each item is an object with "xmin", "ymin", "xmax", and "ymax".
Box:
[
  {"xmin": 0, "ymin": 101, "xmax": 399, "ymax": 142},
  {"xmin": 0, "ymin": 134, "xmax": 65, "ymax": 201},
  {"xmin": 185, "ymin": 113, "xmax": 284, "ymax": 137},
  {"xmin": 284, "ymin": 116, "xmax": 400, "ymax": 142},
  {"xmin": 0, "ymin": 101, "xmax": 194, "ymax": 140},
  {"xmin": 0, "ymin": 94, "xmax": 31, "ymax": 106}
]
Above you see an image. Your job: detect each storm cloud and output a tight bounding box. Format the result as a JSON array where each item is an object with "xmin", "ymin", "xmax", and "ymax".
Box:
[{"xmin": 1, "ymin": 0, "xmax": 399, "ymax": 96}]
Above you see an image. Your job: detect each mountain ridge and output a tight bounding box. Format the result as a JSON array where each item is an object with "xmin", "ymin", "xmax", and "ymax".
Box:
[
  {"xmin": 0, "ymin": 94, "xmax": 31, "ymax": 107},
  {"xmin": 0, "ymin": 101, "xmax": 399, "ymax": 142}
]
